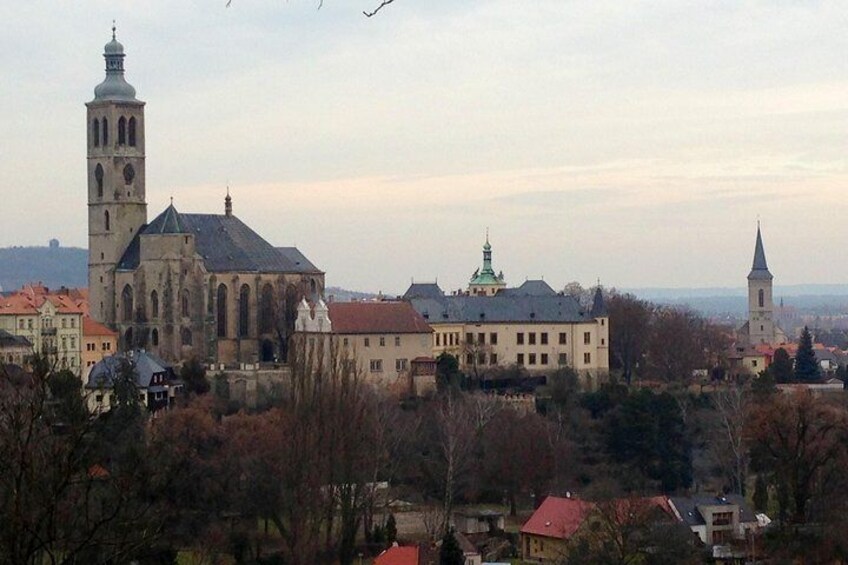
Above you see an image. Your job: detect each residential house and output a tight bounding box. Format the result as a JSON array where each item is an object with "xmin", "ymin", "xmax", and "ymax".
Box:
[
  {"xmin": 295, "ymin": 300, "xmax": 435, "ymax": 394},
  {"xmin": 0, "ymin": 330, "xmax": 32, "ymax": 367},
  {"xmin": 0, "ymin": 284, "xmax": 85, "ymax": 374},
  {"xmin": 668, "ymin": 494, "xmax": 758, "ymax": 547},
  {"xmin": 453, "ymin": 508, "xmax": 506, "ymax": 535},
  {"xmin": 82, "ymin": 317, "xmax": 118, "ymax": 378},
  {"xmin": 519, "ymin": 495, "xmax": 674, "ymax": 562},
  {"xmin": 85, "ymin": 349, "xmax": 183, "ymax": 413}
]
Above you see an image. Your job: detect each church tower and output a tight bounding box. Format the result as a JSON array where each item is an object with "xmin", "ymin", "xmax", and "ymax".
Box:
[
  {"xmin": 86, "ymin": 26, "xmax": 147, "ymax": 326},
  {"xmin": 747, "ymin": 224, "xmax": 775, "ymax": 345}
]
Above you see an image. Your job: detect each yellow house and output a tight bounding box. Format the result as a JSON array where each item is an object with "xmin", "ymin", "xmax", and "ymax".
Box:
[
  {"xmin": 295, "ymin": 299, "xmax": 435, "ymax": 394},
  {"xmin": 0, "ymin": 284, "xmax": 84, "ymax": 375},
  {"xmin": 82, "ymin": 317, "xmax": 118, "ymax": 378}
]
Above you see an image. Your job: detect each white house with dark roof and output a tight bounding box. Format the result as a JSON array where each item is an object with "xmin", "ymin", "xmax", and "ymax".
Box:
[
  {"xmin": 85, "ymin": 349, "xmax": 183, "ymax": 413},
  {"xmin": 85, "ymin": 29, "xmax": 323, "ymax": 366}
]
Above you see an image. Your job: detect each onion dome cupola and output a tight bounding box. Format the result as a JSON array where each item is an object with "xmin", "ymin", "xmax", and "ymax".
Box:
[{"xmin": 93, "ymin": 25, "xmax": 139, "ymax": 102}]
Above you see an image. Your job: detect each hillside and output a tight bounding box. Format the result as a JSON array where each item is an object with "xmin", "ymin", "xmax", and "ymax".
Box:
[{"xmin": 0, "ymin": 243, "xmax": 87, "ymax": 292}]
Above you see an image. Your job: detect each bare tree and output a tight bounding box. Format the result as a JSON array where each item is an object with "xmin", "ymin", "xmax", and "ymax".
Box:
[
  {"xmin": 712, "ymin": 384, "xmax": 749, "ymax": 495},
  {"xmin": 434, "ymin": 393, "xmax": 475, "ymax": 534}
]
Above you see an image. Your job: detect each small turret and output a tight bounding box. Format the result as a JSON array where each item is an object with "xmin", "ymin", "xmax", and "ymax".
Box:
[{"xmin": 224, "ymin": 188, "xmax": 232, "ymax": 217}]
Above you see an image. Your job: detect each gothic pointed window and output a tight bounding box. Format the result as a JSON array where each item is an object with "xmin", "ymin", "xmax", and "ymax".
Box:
[
  {"xmin": 104, "ymin": 210, "xmax": 110, "ymax": 231},
  {"xmin": 151, "ymin": 328, "xmax": 159, "ymax": 346},
  {"xmin": 217, "ymin": 284, "xmax": 228, "ymax": 338},
  {"xmin": 102, "ymin": 118, "xmax": 108, "ymax": 145},
  {"xmin": 95, "ymin": 164, "xmax": 104, "ymax": 198},
  {"xmin": 181, "ymin": 289, "xmax": 190, "ymax": 318},
  {"xmin": 260, "ymin": 283, "xmax": 274, "ymax": 333},
  {"xmin": 151, "ymin": 290, "xmax": 159, "ymax": 319},
  {"xmin": 118, "ymin": 117, "xmax": 127, "ymax": 145},
  {"xmin": 121, "ymin": 284, "xmax": 133, "ymax": 323},
  {"xmin": 181, "ymin": 327, "xmax": 192, "ymax": 346},
  {"xmin": 239, "ymin": 284, "xmax": 251, "ymax": 337},
  {"xmin": 758, "ymin": 289, "xmax": 764, "ymax": 308},
  {"xmin": 93, "ymin": 118, "xmax": 100, "ymax": 147},
  {"xmin": 128, "ymin": 117, "xmax": 137, "ymax": 147},
  {"xmin": 123, "ymin": 164, "xmax": 135, "ymax": 185}
]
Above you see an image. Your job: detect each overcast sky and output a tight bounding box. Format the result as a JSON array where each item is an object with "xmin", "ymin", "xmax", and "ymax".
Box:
[{"xmin": 1, "ymin": 1, "xmax": 846, "ymax": 294}]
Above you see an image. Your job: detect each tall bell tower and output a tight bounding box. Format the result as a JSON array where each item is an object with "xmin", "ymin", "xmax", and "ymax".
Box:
[
  {"xmin": 747, "ymin": 223, "xmax": 775, "ymax": 345},
  {"xmin": 86, "ymin": 25, "xmax": 147, "ymax": 326}
]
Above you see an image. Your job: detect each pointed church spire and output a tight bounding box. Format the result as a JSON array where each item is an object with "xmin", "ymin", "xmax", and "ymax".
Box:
[
  {"xmin": 748, "ymin": 223, "xmax": 773, "ymax": 281},
  {"xmin": 224, "ymin": 186, "xmax": 232, "ymax": 217}
]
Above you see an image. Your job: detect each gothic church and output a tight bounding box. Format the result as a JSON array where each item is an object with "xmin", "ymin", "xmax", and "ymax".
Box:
[{"xmin": 87, "ymin": 29, "xmax": 324, "ymax": 364}]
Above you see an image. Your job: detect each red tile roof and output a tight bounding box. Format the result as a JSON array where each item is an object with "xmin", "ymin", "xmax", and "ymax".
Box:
[
  {"xmin": 374, "ymin": 545, "xmax": 419, "ymax": 565},
  {"xmin": 0, "ymin": 288, "xmax": 85, "ymax": 316},
  {"xmin": 83, "ymin": 317, "xmax": 117, "ymax": 337},
  {"xmin": 520, "ymin": 495, "xmax": 673, "ymax": 540},
  {"xmin": 520, "ymin": 496, "xmax": 594, "ymax": 540},
  {"xmin": 328, "ymin": 301, "xmax": 433, "ymax": 335}
]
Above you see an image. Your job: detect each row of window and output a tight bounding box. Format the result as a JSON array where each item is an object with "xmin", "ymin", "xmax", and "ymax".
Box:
[
  {"xmin": 466, "ymin": 352, "xmax": 499, "ymax": 366},
  {"xmin": 369, "ymin": 358, "xmax": 410, "ymax": 373},
  {"xmin": 514, "ymin": 352, "xmax": 590, "ymax": 366},
  {"xmin": 94, "ymin": 163, "xmax": 136, "ymax": 200},
  {"xmin": 17, "ymin": 317, "xmax": 78, "ymax": 330},
  {"xmin": 92, "ymin": 116, "xmax": 137, "ymax": 148},
  {"xmin": 360, "ymin": 336, "xmax": 403, "ymax": 348},
  {"xmin": 85, "ymin": 341, "xmax": 112, "ymax": 352}
]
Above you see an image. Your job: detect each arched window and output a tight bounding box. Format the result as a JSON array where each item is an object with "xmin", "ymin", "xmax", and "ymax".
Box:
[
  {"xmin": 102, "ymin": 118, "xmax": 108, "ymax": 145},
  {"xmin": 128, "ymin": 117, "xmax": 137, "ymax": 147},
  {"xmin": 118, "ymin": 116, "xmax": 127, "ymax": 145},
  {"xmin": 93, "ymin": 118, "xmax": 100, "ymax": 147},
  {"xmin": 239, "ymin": 284, "xmax": 251, "ymax": 337},
  {"xmin": 181, "ymin": 327, "xmax": 193, "ymax": 346},
  {"xmin": 260, "ymin": 283, "xmax": 275, "ymax": 333},
  {"xmin": 758, "ymin": 288, "xmax": 765, "ymax": 308},
  {"xmin": 150, "ymin": 290, "xmax": 159, "ymax": 319},
  {"xmin": 217, "ymin": 284, "xmax": 228, "ymax": 338},
  {"xmin": 151, "ymin": 328, "xmax": 159, "ymax": 346},
  {"xmin": 310, "ymin": 279, "xmax": 317, "ymax": 294},
  {"xmin": 181, "ymin": 289, "xmax": 190, "ymax": 318},
  {"xmin": 95, "ymin": 164, "xmax": 104, "ymax": 198},
  {"xmin": 123, "ymin": 164, "xmax": 135, "ymax": 185},
  {"xmin": 121, "ymin": 284, "xmax": 133, "ymax": 322},
  {"xmin": 104, "ymin": 210, "xmax": 111, "ymax": 231}
]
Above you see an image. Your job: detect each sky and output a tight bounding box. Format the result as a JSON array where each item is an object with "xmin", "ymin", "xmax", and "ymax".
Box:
[{"xmin": 0, "ymin": 1, "xmax": 846, "ymax": 295}]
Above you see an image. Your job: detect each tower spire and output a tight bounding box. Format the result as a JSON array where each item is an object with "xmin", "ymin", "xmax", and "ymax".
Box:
[{"xmin": 225, "ymin": 186, "xmax": 233, "ymax": 217}]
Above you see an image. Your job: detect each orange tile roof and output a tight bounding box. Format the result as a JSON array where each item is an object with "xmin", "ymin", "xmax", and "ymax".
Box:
[
  {"xmin": 0, "ymin": 289, "xmax": 85, "ymax": 315},
  {"xmin": 328, "ymin": 302, "xmax": 433, "ymax": 335},
  {"xmin": 374, "ymin": 546, "xmax": 419, "ymax": 565},
  {"xmin": 83, "ymin": 317, "xmax": 117, "ymax": 337}
]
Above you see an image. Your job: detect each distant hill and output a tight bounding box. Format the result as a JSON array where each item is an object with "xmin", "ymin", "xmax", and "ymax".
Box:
[{"xmin": 0, "ymin": 243, "xmax": 87, "ymax": 292}]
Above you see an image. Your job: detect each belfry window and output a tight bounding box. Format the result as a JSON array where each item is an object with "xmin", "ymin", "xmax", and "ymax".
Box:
[
  {"xmin": 104, "ymin": 210, "xmax": 110, "ymax": 231},
  {"xmin": 128, "ymin": 117, "xmax": 137, "ymax": 146},
  {"xmin": 92, "ymin": 118, "xmax": 100, "ymax": 147},
  {"xmin": 123, "ymin": 164, "xmax": 135, "ymax": 185},
  {"xmin": 758, "ymin": 289, "xmax": 764, "ymax": 308},
  {"xmin": 102, "ymin": 118, "xmax": 108, "ymax": 145},
  {"xmin": 95, "ymin": 164, "xmax": 104, "ymax": 198},
  {"xmin": 118, "ymin": 117, "xmax": 126, "ymax": 145}
]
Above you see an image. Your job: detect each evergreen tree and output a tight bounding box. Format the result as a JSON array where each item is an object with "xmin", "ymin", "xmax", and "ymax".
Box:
[
  {"xmin": 794, "ymin": 327, "xmax": 820, "ymax": 382},
  {"xmin": 753, "ymin": 474, "xmax": 769, "ymax": 512},
  {"xmin": 439, "ymin": 528, "xmax": 464, "ymax": 565},
  {"xmin": 385, "ymin": 513, "xmax": 397, "ymax": 546},
  {"xmin": 769, "ymin": 347, "xmax": 793, "ymax": 383}
]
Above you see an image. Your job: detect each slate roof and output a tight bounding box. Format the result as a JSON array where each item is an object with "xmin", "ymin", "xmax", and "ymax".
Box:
[
  {"xmin": 0, "ymin": 330, "xmax": 32, "ymax": 348},
  {"xmin": 118, "ymin": 206, "xmax": 321, "ymax": 275},
  {"xmin": 408, "ymin": 294, "xmax": 591, "ymax": 324},
  {"xmin": 276, "ymin": 247, "xmax": 321, "ymax": 273},
  {"xmin": 748, "ymin": 225, "xmax": 773, "ymax": 281},
  {"xmin": 669, "ymin": 494, "xmax": 757, "ymax": 528},
  {"xmin": 328, "ymin": 302, "xmax": 433, "ymax": 335},
  {"xmin": 500, "ymin": 279, "xmax": 557, "ymax": 297},
  {"xmin": 403, "ymin": 283, "xmax": 446, "ymax": 300},
  {"xmin": 86, "ymin": 349, "xmax": 173, "ymax": 390},
  {"xmin": 590, "ymin": 287, "xmax": 607, "ymax": 317}
]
